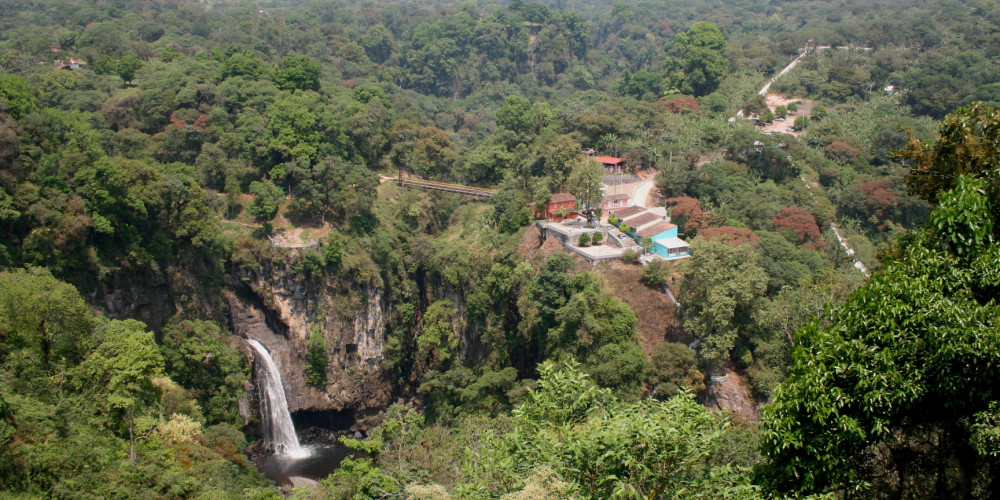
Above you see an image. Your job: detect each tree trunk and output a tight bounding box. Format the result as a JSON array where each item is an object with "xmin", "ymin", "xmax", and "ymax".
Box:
[{"xmin": 128, "ymin": 409, "xmax": 136, "ymax": 466}]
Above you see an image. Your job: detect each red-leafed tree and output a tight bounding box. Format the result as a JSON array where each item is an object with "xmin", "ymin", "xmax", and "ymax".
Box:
[
  {"xmin": 658, "ymin": 95, "xmax": 700, "ymax": 114},
  {"xmin": 700, "ymin": 226, "xmax": 760, "ymax": 246},
  {"xmin": 665, "ymin": 197, "xmax": 705, "ymax": 237},
  {"xmin": 858, "ymin": 179, "xmax": 899, "ymax": 221},
  {"xmin": 772, "ymin": 206, "xmax": 825, "ymax": 250},
  {"xmin": 825, "ymin": 140, "xmax": 861, "ymax": 165}
]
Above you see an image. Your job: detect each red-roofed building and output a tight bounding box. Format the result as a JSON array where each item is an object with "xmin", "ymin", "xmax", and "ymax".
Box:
[
  {"xmin": 593, "ymin": 156, "xmax": 625, "ymax": 173},
  {"xmin": 55, "ymin": 59, "xmax": 82, "ymax": 70},
  {"xmin": 532, "ymin": 192, "xmax": 577, "ymax": 220}
]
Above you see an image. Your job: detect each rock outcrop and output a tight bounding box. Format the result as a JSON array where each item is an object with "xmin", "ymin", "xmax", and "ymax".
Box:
[
  {"xmin": 229, "ymin": 252, "xmax": 392, "ymax": 418},
  {"xmin": 700, "ymin": 370, "xmax": 761, "ymax": 421}
]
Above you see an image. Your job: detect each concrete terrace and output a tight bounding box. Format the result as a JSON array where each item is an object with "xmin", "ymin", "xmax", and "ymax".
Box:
[{"xmin": 565, "ymin": 243, "xmax": 626, "ymax": 263}]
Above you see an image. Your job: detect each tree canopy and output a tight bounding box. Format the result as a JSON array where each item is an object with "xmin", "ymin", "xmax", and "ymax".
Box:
[{"xmin": 761, "ymin": 105, "xmax": 1000, "ymax": 496}]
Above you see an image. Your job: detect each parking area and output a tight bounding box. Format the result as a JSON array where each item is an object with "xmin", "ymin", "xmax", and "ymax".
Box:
[{"xmin": 755, "ymin": 94, "xmax": 824, "ymax": 137}]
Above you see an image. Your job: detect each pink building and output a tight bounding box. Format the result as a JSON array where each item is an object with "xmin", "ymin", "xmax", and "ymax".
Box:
[{"xmin": 601, "ymin": 192, "xmax": 630, "ymax": 214}]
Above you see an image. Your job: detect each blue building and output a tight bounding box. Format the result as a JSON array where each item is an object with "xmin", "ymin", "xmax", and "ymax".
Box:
[{"xmin": 631, "ymin": 219, "xmax": 691, "ymax": 259}]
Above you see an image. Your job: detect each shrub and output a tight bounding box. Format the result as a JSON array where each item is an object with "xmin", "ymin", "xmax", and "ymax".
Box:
[
  {"xmin": 734, "ymin": 344, "xmax": 754, "ymax": 370},
  {"xmin": 323, "ymin": 230, "xmax": 345, "ymax": 267},
  {"xmin": 622, "ymin": 249, "xmax": 640, "ymax": 263},
  {"xmin": 253, "ymin": 221, "xmax": 273, "ymax": 239},
  {"xmin": 608, "ymin": 214, "xmax": 619, "ymax": 225},
  {"xmin": 577, "ymin": 233, "xmax": 591, "ymax": 246},
  {"xmin": 748, "ymin": 362, "xmax": 783, "ymax": 399},
  {"xmin": 305, "ymin": 329, "xmax": 328, "ymax": 386},
  {"xmin": 618, "ymin": 223, "xmax": 631, "ymax": 233},
  {"xmin": 247, "ymin": 179, "xmax": 283, "ymax": 221},
  {"xmin": 640, "ymin": 236, "xmax": 653, "ymax": 253},
  {"xmin": 647, "ymin": 342, "xmax": 705, "ymax": 398},
  {"xmin": 592, "ymin": 232, "xmax": 604, "ymax": 244},
  {"xmin": 642, "ymin": 259, "xmax": 669, "ymax": 287}
]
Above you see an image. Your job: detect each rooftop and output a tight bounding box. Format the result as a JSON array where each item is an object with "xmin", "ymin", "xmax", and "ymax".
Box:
[
  {"xmin": 624, "ymin": 212, "xmax": 661, "ymax": 228},
  {"xmin": 550, "ymin": 192, "xmax": 575, "ymax": 203},
  {"xmin": 593, "ymin": 156, "xmax": 623, "ymax": 164},
  {"xmin": 653, "ymin": 236, "xmax": 690, "ymax": 249},
  {"xmin": 637, "ymin": 221, "xmax": 677, "ymax": 237},
  {"xmin": 603, "ymin": 193, "xmax": 630, "ymax": 202},
  {"xmin": 615, "ymin": 206, "xmax": 646, "ymax": 219}
]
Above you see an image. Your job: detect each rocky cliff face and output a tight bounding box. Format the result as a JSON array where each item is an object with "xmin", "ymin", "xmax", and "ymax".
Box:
[
  {"xmin": 229, "ymin": 256, "xmax": 392, "ymax": 418},
  {"xmin": 90, "ymin": 272, "xmax": 175, "ymax": 331},
  {"xmin": 91, "ymin": 261, "xmax": 227, "ymax": 331}
]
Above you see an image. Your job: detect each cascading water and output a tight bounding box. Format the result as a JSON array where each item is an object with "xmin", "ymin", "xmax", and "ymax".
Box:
[{"xmin": 246, "ymin": 338, "xmax": 309, "ymax": 459}]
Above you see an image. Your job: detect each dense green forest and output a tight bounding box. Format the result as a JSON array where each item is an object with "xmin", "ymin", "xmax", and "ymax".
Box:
[{"xmin": 1, "ymin": 0, "xmax": 999, "ymax": 497}]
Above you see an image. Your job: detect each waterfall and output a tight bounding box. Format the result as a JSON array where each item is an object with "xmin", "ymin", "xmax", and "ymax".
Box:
[{"xmin": 246, "ymin": 339, "xmax": 309, "ymax": 458}]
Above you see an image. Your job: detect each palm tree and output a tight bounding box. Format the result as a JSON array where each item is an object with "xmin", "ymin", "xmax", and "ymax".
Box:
[{"xmin": 599, "ymin": 133, "xmax": 620, "ymax": 157}]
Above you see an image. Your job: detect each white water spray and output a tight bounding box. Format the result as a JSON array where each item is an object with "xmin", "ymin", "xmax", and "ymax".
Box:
[{"xmin": 246, "ymin": 339, "xmax": 309, "ymax": 458}]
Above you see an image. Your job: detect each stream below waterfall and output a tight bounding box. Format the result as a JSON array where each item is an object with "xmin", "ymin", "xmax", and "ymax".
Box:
[{"xmin": 259, "ymin": 443, "xmax": 360, "ymax": 486}]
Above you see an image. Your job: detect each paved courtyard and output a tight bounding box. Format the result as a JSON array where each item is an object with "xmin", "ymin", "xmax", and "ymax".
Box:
[{"xmin": 567, "ymin": 244, "xmax": 625, "ymax": 259}]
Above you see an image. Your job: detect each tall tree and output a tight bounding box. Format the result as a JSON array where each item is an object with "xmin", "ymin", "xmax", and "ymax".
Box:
[
  {"xmin": 566, "ymin": 157, "xmax": 604, "ymax": 221},
  {"xmin": 543, "ymin": 134, "xmax": 581, "ymax": 191},
  {"xmin": 247, "ymin": 179, "xmax": 283, "ymax": 221},
  {"xmin": 77, "ymin": 318, "xmax": 164, "ymax": 466},
  {"xmin": 116, "ymin": 55, "xmax": 144, "ymax": 85},
  {"xmin": 0, "ymin": 74, "xmax": 37, "ymax": 119},
  {"xmin": 361, "ymin": 25, "xmax": 395, "ymax": 64},
  {"xmin": 457, "ymin": 142, "xmax": 517, "ymax": 186},
  {"xmin": 272, "ymin": 54, "xmax": 321, "ymax": 92},
  {"xmin": 678, "ymin": 238, "xmax": 768, "ymax": 368},
  {"xmin": 292, "ymin": 156, "xmax": 378, "ymax": 224},
  {"xmin": 159, "ymin": 319, "xmax": 248, "ymax": 425},
  {"xmin": 495, "ymin": 95, "xmax": 535, "ymax": 137},
  {"xmin": 762, "ymin": 105, "xmax": 1000, "ymax": 495},
  {"xmin": 669, "ymin": 22, "xmax": 730, "ymax": 96}
]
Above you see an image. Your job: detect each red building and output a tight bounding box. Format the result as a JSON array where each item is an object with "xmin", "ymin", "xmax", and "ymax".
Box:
[
  {"xmin": 533, "ymin": 192, "xmax": 577, "ymax": 220},
  {"xmin": 594, "ymin": 156, "xmax": 625, "ymax": 173}
]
